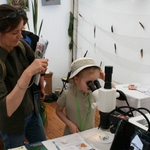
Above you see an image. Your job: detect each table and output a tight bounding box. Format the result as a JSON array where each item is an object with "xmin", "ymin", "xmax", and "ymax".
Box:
[
  {"xmin": 12, "ymin": 128, "xmax": 114, "ymax": 150},
  {"xmin": 116, "ymin": 83, "xmax": 150, "ymax": 116},
  {"xmin": 42, "ymin": 128, "xmax": 114, "ymax": 150},
  {"xmin": 129, "ymin": 113, "xmax": 150, "ymax": 131},
  {"xmin": 40, "ymin": 114, "xmax": 150, "ymax": 150},
  {"xmin": 44, "ymin": 72, "xmax": 53, "ymax": 94}
]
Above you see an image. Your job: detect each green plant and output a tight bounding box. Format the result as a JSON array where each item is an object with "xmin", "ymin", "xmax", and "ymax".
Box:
[
  {"xmin": 68, "ymin": 12, "xmax": 75, "ymax": 62},
  {"xmin": 40, "ymin": 101, "xmax": 48, "ymax": 126},
  {"xmin": 24, "ymin": 0, "xmax": 28, "ymax": 10},
  {"xmin": 68, "ymin": 12, "xmax": 74, "ymax": 51},
  {"xmin": 7, "ymin": 0, "xmax": 29, "ymax": 11},
  {"xmin": 28, "ymin": 0, "xmax": 43, "ymax": 36}
]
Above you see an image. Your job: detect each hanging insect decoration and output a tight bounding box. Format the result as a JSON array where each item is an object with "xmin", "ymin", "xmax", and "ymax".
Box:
[
  {"xmin": 94, "ymin": 43, "xmax": 96, "ymax": 51},
  {"xmin": 100, "ymin": 61, "xmax": 102, "ymax": 69},
  {"xmin": 94, "ymin": 26, "xmax": 96, "ymax": 38},
  {"xmin": 114, "ymin": 43, "xmax": 117, "ymax": 53},
  {"xmin": 79, "ymin": 13, "xmax": 83, "ymax": 18},
  {"xmin": 139, "ymin": 22, "xmax": 145, "ymax": 30},
  {"xmin": 83, "ymin": 50, "xmax": 88, "ymax": 57},
  {"xmin": 111, "ymin": 25, "xmax": 114, "ymax": 33},
  {"xmin": 140, "ymin": 49, "xmax": 143, "ymax": 58}
]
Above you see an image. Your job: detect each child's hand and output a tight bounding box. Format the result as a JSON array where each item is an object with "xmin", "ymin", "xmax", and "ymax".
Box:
[
  {"xmin": 100, "ymin": 70, "xmax": 105, "ymax": 81},
  {"xmin": 68, "ymin": 122, "xmax": 80, "ymax": 134}
]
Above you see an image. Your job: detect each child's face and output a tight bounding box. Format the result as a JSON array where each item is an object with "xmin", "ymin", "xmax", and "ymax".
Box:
[{"xmin": 74, "ymin": 69, "xmax": 100, "ymax": 93}]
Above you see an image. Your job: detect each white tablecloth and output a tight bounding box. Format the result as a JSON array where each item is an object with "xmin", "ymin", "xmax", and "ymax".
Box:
[{"xmin": 116, "ymin": 83, "xmax": 150, "ymax": 116}]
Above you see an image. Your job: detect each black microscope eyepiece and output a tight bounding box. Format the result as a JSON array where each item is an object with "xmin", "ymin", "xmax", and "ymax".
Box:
[
  {"xmin": 87, "ymin": 80, "xmax": 101, "ymax": 92},
  {"xmin": 87, "ymin": 81, "xmax": 96, "ymax": 92},
  {"xmin": 94, "ymin": 80, "xmax": 101, "ymax": 89}
]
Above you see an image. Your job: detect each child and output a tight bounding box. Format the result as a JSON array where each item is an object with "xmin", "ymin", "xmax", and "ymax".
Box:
[{"xmin": 56, "ymin": 57, "xmax": 105, "ymax": 135}]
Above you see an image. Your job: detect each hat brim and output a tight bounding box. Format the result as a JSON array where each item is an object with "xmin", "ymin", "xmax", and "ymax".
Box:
[{"xmin": 69, "ymin": 64, "xmax": 99, "ymax": 79}]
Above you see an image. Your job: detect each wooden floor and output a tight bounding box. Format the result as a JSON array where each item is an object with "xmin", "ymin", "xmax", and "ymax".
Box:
[
  {"xmin": 44, "ymin": 101, "xmax": 65, "ymax": 139},
  {"xmin": 0, "ymin": 101, "xmax": 100, "ymax": 150}
]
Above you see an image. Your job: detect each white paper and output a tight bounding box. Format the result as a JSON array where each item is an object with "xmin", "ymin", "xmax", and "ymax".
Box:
[
  {"xmin": 8, "ymin": 146, "xmax": 27, "ymax": 150},
  {"xmin": 42, "ymin": 133, "xmax": 97, "ymax": 150},
  {"xmin": 34, "ymin": 37, "xmax": 49, "ymax": 85},
  {"xmin": 85, "ymin": 132, "xmax": 113, "ymax": 150}
]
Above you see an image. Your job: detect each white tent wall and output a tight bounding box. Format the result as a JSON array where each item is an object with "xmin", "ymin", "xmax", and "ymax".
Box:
[{"xmin": 75, "ymin": 0, "xmax": 150, "ymax": 84}]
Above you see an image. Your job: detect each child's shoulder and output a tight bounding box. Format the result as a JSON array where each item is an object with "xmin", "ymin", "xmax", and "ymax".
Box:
[
  {"xmin": 59, "ymin": 88, "xmax": 73, "ymax": 98},
  {"xmin": 62, "ymin": 88, "xmax": 74, "ymax": 96}
]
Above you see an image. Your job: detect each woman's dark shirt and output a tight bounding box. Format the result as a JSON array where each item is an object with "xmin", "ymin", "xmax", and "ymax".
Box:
[{"xmin": 0, "ymin": 40, "xmax": 38, "ymax": 134}]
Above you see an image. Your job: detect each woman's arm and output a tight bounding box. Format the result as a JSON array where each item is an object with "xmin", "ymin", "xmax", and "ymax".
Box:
[
  {"xmin": 6, "ymin": 58, "xmax": 48, "ymax": 117},
  {"xmin": 39, "ymin": 76, "xmax": 46, "ymax": 101}
]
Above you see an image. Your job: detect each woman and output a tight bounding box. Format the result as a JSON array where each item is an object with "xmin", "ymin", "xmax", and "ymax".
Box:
[{"xmin": 0, "ymin": 4, "xmax": 48, "ymax": 149}]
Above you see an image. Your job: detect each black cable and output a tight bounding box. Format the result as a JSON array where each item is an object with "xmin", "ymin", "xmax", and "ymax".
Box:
[
  {"xmin": 116, "ymin": 89, "xmax": 134, "ymax": 117},
  {"xmin": 109, "ymin": 106, "xmax": 150, "ymax": 132},
  {"xmin": 126, "ymin": 107, "xmax": 150, "ymax": 117}
]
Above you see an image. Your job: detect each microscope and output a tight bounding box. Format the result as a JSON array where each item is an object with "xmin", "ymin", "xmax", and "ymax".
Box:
[
  {"xmin": 86, "ymin": 65, "xmax": 131, "ymax": 145},
  {"xmin": 87, "ymin": 66, "xmax": 150, "ymax": 146},
  {"xmin": 87, "ymin": 66, "xmax": 120, "ymax": 130}
]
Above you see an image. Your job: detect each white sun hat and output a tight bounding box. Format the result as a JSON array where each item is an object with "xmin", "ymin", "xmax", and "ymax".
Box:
[{"xmin": 69, "ymin": 57, "xmax": 100, "ymax": 79}]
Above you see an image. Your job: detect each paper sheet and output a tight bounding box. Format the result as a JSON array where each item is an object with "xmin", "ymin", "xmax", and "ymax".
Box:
[
  {"xmin": 42, "ymin": 133, "xmax": 98, "ymax": 150},
  {"xmin": 34, "ymin": 37, "xmax": 49, "ymax": 85},
  {"xmin": 8, "ymin": 146, "xmax": 27, "ymax": 150}
]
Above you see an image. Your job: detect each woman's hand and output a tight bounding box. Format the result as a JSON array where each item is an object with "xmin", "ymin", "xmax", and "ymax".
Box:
[
  {"xmin": 99, "ymin": 70, "xmax": 105, "ymax": 81},
  {"xmin": 40, "ymin": 88, "xmax": 46, "ymax": 101},
  {"xmin": 26, "ymin": 58, "xmax": 49, "ymax": 76}
]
